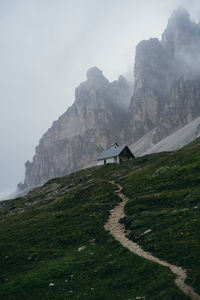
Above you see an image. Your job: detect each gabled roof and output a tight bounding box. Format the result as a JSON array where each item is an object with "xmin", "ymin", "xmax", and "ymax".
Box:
[{"xmin": 97, "ymin": 145, "xmax": 134, "ymax": 161}]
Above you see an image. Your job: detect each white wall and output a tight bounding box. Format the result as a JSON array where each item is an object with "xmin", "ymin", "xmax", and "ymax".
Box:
[
  {"xmin": 97, "ymin": 156, "xmax": 118, "ymax": 165},
  {"xmin": 97, "ymin": 160, "xmax": 104, "ymax": 166},
  {"xmin": 106, "ymin": 157, "xmax": 115, "ymax": 163}
]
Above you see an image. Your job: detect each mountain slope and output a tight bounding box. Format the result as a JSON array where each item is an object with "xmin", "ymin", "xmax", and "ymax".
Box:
[
  {"xmin": 1, "ymin": 138, "xmax": 200, "ymax": 299},
  {"xmin": 18, "ymin": 68, "xmax": 132, "ymax": 194},
  {"xmin": 131, "ymin": 116, "xmax": 200, "ymax": 157},
  {"xmin": 18, "ymin": 8, "xmax": 200, "ymax": 194},
  {"xmin": 129, "ymin": 7, "xmax": 200, "ymax": 144}
]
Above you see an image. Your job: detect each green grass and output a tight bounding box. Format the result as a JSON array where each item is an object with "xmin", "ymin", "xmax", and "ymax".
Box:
[
  {"xmin": 121, "ymin": 139, "xmax": 200, "ymax": 294},
  {"xmin": 1, "ymin": 138, "xmax": 200, "ymax": 299}
]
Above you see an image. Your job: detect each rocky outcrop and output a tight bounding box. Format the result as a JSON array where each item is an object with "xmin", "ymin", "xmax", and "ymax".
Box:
[
  {"xmin": 128, "ymin": 38, "xmax": 168, "ymax": 140},
  {"xmin": 18, "ymin": 67, "xmax": 133, "ymax": 193},
  {"xmin": 18, "ymin": 8, "xmax": 200, "ymax": 194},
  {"xmin": 154, "ymin": 76, "xmax": 200, "ymax": 142},
  {"xmin": 129, "ymin": 7, "xmax": 200, "ymax": 144}
]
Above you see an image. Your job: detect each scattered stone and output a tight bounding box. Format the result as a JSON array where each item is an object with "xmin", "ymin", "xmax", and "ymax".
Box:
[
  {"xmin": 78, "ymin": 245, "xmax": 86, "ymax": 252},
  {"xmin": 49, "ymin": 283, "xmax": 55, "ymax": 287},
  {"xmin": 142, "ymin": 229, "xmax": 152, "ymax": 236}
]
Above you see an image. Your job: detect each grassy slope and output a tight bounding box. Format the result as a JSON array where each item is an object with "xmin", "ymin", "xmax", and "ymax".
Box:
[
  {"xmin": 0, "ymin": 139, "xmax": 200, "ymax": 299},
  {"xmin": 121, "ymin": 138, "xmax": 200, "ymax": 295}
]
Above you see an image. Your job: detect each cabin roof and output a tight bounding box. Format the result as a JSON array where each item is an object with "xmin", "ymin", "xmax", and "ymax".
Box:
[{"xmin": 97, "ymin": 145, "xmax": 134, "ymax": 161}]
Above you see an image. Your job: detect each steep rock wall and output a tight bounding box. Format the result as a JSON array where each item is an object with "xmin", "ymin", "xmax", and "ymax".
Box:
[
  {"xmin": 18, "ymin": 68, "xmax": 132, "ymax": 192},
  {"xmin": 18, "ymin": 8, "xmax": 200, "ymax": 194},
  {"xmin": 129, "ymin": 7, "xmax": 200, "ymax": 144}
]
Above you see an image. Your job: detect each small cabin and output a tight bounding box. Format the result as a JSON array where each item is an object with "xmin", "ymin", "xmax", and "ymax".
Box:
[{"xmin": 97, "ymin": 143, "xmax": 135, "ymax": 165}]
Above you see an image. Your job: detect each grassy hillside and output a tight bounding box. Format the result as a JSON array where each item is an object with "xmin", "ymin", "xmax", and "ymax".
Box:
[
  {"xmin": 121, "ymin": 138, "xmax": 200, "ymax": 295},
  {"xmin": 0, "ymin": 139, "xmax": 200, "ymax": 299}
]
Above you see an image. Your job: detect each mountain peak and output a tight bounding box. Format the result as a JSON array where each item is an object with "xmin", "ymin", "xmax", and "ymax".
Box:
[
  {"xmin": 85, "ymin": 67, "xmax": 109, "ymax": 88},
  {"xmin": 167, "ymin": 7, "xmax": 191, "ymax": 28},
  {"xmin": 87, "ymin": 67, "xmax": 104, "ymax": 80},
  {"xmin": 171, "ymin": 7, "xmax": 190, "ymax": 20},
  {"xmin": 161, "ymin": 7, "xmax": 195, "ymax": 56}
]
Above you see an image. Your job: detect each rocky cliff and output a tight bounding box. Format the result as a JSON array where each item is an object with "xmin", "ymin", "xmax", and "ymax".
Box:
[
  {"xmin": 18, "ymin": 67, "xmax": 133, "ymax": 193},
  {"xmin": 129, "ymin": 7, "xmax": 200, "ymax": 144},
  {"xmin": 18, "ymin": 8, "xmax": 200, "ymax": 194}
]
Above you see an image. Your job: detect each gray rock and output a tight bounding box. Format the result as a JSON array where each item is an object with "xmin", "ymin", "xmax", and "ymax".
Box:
[
  {"xmin": 18, "ymin": 68, "xmax": 133, "ymax": 193},
  {"xmin": 129, "ymin": 7, "xmax": 200, "ymax": 144},
  {"xmin": 18, "ymin": 8, "xmax": 200, "ymax": 194}
]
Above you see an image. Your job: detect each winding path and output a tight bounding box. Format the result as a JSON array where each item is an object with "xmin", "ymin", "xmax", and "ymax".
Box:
[{"xmin": 104, "ymin": 182, "xmax": 200, "ymax": 300}]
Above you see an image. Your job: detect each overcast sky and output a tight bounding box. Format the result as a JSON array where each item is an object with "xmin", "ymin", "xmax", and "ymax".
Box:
[{"xmin": 1, "ymin": 0, "xmax": 200, "ymax": 199}]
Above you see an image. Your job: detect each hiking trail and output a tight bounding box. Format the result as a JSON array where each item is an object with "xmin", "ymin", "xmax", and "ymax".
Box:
[{"xmin": 104, "ymin": 182, "xmax": 200, "ymax": 300}]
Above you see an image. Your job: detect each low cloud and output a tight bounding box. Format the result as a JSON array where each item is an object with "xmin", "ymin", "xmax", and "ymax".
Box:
[
  {"xmin": 0, "ymin": 0, "xmax": 200, "ymax": 192},
  {"xmin": 0, "ymin": 188, "xmax": 16, "ymax": 201}
]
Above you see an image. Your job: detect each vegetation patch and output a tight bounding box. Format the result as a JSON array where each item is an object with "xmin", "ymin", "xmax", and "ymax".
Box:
[{"xmin": 1, "ymin": 138, "xmax": 200, "ymax": 299}]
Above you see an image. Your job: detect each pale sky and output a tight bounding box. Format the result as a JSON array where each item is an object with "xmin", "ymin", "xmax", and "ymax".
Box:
[{"xmin": 1, "ymin": 0, "xmax": 200, "ymax": 199}]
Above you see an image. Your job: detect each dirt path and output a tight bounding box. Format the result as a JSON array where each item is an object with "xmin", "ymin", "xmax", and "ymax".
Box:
[{"xmin": 104, "ymin": 182, "xmax": 200, "ymax": 300}]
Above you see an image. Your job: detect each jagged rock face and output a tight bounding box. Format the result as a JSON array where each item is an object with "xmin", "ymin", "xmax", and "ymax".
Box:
[
  {"xmin": 162, "ymin": 7, "xmax": 200, "ymax": 79},
  {"xmin": 18, "ymin": 68, "xmax": 133, "ymax": 192},
  {"xmin": 129, "ymin": 7, "xmax": 200, "ymax": 144},
  {"xmin": 128, "ymin": 38, "xmax": 168, "ymax": 140},
  {"xmin": 18, "ymin": 8, "xmax": 200, "ymax": 194},
  {"xmin": 162, "ymin": 7, "xmax": 194, "ymax": 58},
  {"xmin": 154, "ymin": 76, "xmax": 200, "ymax": 142}
]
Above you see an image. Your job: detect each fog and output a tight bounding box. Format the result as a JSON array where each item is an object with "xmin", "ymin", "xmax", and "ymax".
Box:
[
  {"xmin": 175, "ymin": 42, "xmax": 200, "ymax": 78},
  {"xmin": 1, "ymin": 0, "xmax": 200, "ymax": 200}
]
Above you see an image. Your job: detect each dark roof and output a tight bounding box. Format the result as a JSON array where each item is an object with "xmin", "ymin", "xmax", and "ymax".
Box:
[{"xmin": 97, "ymin": 145, "xmax": 134, "ymax": 161}]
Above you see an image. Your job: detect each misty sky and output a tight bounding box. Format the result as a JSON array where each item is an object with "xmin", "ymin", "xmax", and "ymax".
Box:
[{"xmin": 1, "ymin": 0, "xmax": 200, "ymax": 199}]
